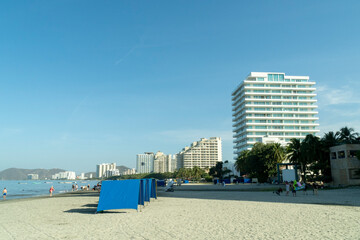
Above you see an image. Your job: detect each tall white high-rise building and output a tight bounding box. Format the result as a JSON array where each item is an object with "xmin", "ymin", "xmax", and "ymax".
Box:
[
  {"xmin": 177, "ymin": 137, "xmax": 222, "ymax": 169},
  {"xmin": 96, "ymin": 163, "xmax": 116, "ymax": 178},
  {"xmin": 232, "ymin": 72, "xmax": 319, "ymax": 157},
  {"xmin": 136, "ymin": 152, "xmax": 155, "ymax": 174},
  {"xmin": 153, "ymin": 151, "xmax": 172, "ymax": 173}
]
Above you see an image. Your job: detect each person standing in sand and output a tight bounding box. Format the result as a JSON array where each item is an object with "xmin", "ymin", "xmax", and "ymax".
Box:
[
  {"xmin": 49, "ymin": 186, "xmax": 55, "ymax": 197},
  {"xmin": 290, "ymin": 182, "xmax": 296, "ymax": 197},
  {"xmin": 3, "ymin": 188, "xmax": 7, "ymax": 200},
  {"xmin": 285, "ymin": 181, "xmax": 290, "ymax": 196}
]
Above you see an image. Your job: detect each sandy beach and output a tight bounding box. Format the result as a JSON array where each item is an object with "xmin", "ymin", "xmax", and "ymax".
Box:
[{"xmin": 0, "ymin": 186, "xmax": 359, "ymax": 240}]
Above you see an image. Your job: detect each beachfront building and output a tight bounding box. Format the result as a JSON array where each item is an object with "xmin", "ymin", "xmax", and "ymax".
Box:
[
  {"xmin": 154, "ymin": 151, "xmax": 175, "ymax": 173},
  {"xmin": 52, "ymin": 171, "xmax": 76, "ymax": 180},
  {"xmin": 106, "ymin": 168, "xmax": 120, "ymax": 177},
  {"xmin": 330, "ymin": 144, "xmax": 360, "ymax": 186},
  {"xmin": 96, "ymin": 163, "xmax": 116, "ymax": 178},
  {"xmin": 232, "ymin": 72, "xmax": 319, "ymax": 158},
  {"xmin": 27, "ymin": 174, "xmax": 39, "ymax": 180},
  {"xmin": 122, "ymin": 168, "xmax": 136, "ymax": 175},
  {"xmin": 176, "ymin": 137, "xmax": 222, "ymax": 169},
  {"xmin": 136, "ymin": 152, "xmax": 155, "ymax": 174},
  {"xmin": 173, "ymin": 153, "xmax": 183, "ymax": 171}
]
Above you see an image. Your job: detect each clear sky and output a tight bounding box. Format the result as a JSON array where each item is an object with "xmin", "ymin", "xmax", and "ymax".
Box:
[{"xmin": 1, "ymin": 1, "xmax": 360, "ymax": 173}]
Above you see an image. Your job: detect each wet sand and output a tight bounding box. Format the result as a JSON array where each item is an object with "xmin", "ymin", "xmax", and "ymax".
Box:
[{"xmin": 0, "ymin": 187, "xmax": 359, "ymax": 239}]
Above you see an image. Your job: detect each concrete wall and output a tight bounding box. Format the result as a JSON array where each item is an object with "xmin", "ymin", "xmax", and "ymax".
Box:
[{"xmin": 330, "ymin": 144, "xmax": 360, "ymax": 186}]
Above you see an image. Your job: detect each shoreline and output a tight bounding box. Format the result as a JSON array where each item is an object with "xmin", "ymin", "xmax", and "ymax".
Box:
[{"xmin": 0, "ymin": 190, "xmax": 100, "ymax": 204}]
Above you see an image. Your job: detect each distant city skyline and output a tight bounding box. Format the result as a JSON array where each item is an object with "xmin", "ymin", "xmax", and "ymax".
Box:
[{"xmin": 1, "ymin": 1, "xmax": 360, "ymax": 173}]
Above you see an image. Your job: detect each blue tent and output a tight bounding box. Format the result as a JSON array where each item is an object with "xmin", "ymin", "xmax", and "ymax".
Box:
[{"xmin": 97, "ymin": 180, "xmax": 142, "ymax": 212}]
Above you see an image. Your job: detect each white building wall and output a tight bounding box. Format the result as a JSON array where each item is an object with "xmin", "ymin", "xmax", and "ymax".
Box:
[
  {"xmin": 96, "ymin": 163, "xmax": 117, "ymax": 178},
  {"xmin": 232, "ymin": 72, "xmax": 319, "ymax": 158},
  {"xmin": 178, "ymin": 137, "xmax": 222, "ymax": 169},
  {"xmin": 136, "ymin": 152, "xmax": 154, "ymax": 174}
]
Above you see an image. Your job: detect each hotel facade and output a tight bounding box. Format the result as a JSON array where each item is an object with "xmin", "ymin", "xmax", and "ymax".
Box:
[
  {"xmin": 136, "ymin": 152, "xmax": 155, "ymax": 174},
  {"xmin": 232, "ymin": 72, "xmax": 319, "ymax": 157},
  {"xmin": 177, "ymin": 137, "xmax": 222, "ymax": 169}
]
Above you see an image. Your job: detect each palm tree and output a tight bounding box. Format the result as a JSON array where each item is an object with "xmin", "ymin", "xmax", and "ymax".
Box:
[
  {"xmin": 300, "ymin": 134, "xmax": 321, "ymax": 182},
  {"xmin": 286, "ymin": 138, "xmax": 301, "ymax": 163},
  {"xmin": 235, "ymin": 150, "xmax": 250, "ymax": 174},
  {"xmin": 338, "ymin": 126, "xmax": 359, "ymax": 144},
  {"xmin": 271, "ymin": 143, "xmax": 285, "ymax": 162},
  {"xmin": 192, "ymin": 167, "xmax": 202, "ymax": 181},
  {"xmin": 321, "ymin": 131, "xmax": 340, "ymax": 147}
]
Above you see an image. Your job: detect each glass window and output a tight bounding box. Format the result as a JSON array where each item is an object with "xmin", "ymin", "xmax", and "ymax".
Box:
[
  {"xmin": 338, "ymin": 151, "xmax": 345, "ymax": 159},
  {"xmin": 349, "ymin": 150, "xmax": 358, "ymax": 158},
  {"xmin": 257, "ymin": 78, "xmax": 264, "ymax": 81},
  {"xmin": 331, "ymin": 152, "xmax": 337, "ymax": 159}
]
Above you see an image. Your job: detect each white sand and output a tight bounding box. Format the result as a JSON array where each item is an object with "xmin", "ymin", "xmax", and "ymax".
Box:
[{"xmin": 0, "ymin": 188, "xmax": 359, "ymax": 240}]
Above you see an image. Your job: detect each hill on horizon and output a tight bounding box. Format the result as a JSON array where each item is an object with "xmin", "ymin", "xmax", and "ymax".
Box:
[{"xmin": 0, "ymin": 168, "xmax": 66, "ymax": 180}]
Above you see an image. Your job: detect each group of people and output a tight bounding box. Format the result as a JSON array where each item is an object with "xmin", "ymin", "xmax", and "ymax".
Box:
[{"xmin": 274, "ymin": 181, "xmax": 320, "ymax": 196}]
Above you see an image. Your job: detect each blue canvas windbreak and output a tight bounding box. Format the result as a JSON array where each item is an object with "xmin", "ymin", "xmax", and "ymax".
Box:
[
  {"xmin": 138, "ymin": 179, "xmax": 145, "ymax": 206},
  {"xmin": 97, "ymin": 180, "xmax": 141, "ymax": 212},
  {"xmin": 151, "ymin": 179, "xmax": 157, "ymax": 199},
  {"xmin": 145, "ymin": 179, "xmax": 150, "ymax": 202}
]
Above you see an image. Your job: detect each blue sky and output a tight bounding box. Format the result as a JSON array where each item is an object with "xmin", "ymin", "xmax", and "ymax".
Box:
[{"xmin": 1, "ymin": 1, "xmax": 360, "ymax": 173}]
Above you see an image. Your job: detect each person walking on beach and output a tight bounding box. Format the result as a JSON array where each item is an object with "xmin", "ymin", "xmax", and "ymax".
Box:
[
  {"xmin": 49, "ymin": 186, "xmax": 55, "ymax": 197},
  {"xmin": 285, "ymin": 181, "xmax": 290, "ymax": 196},
  {"xmin": 303, "ymin": 182, "xmax": 308, "ymax": 195},
  {"xmin": 290, "ymin": 181, "xmax": 296, "ymax": 197},
  {"xmin": 313, "ymin": 183, "xmax": 318, "ymax": 195},
  {"xmin": 3, "ymin": 188, "xmax": 7, "ymax": 200},
  {"xmin": 72, "ymin": 184, "xmax": 75, "ymax": 192}
]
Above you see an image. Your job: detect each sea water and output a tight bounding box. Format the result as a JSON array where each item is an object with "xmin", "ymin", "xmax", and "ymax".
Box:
[{"xmin": 0, "ymin": 180, "xmax": 100, "ymax": 200}]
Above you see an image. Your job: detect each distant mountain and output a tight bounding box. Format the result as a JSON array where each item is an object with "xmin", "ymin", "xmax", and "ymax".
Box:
[{"xmin": 0, "ymin": 168, "xmax": 66, "ymax": 180}]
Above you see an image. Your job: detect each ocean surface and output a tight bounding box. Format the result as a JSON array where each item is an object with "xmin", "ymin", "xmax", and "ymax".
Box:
[{"xmin": 0, "ymin": 180, "xmax": 100, "ymax": 200}]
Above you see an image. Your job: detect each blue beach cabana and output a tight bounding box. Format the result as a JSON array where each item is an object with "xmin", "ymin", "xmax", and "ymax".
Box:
[{"xmin": 96, "ymin": 179, "xmax": 157, "ymax": 213}]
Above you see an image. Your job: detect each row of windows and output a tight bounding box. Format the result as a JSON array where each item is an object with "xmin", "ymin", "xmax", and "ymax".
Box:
[
  {"xmin": 246, "ymin": 120, "xmax": 315, "ymax": 124},
  {"xmin": 247, "ymin": 132, "xmax": 312, "ymax": 136},
  {"xmin": 247, "ymin": 95, "xmax": 314, "ymax": 100},
  {"xmin": 247, "ymin": 126, "xmax": 315, "ymax": 130},
  {"xmin": 331, "ymin": 150, "xmax": 359, "ymax": 159},
  {"xmin": 248, "ymin": 102, "xmax": 314, "ymax": 106},
  {"xmin": 247, "ymin": 107, "xmax": 314, "ymax": 112},
  {"xmin": 245, "ymin": 89, "xmax": 314, "ymax": 94},
  {"xmin": 247, "ymin": 114, "xmax": 315, "ymax": 118},
  {"xmin": 247, "ymin": 84, "xmax": 312, "ymax": 88}
]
